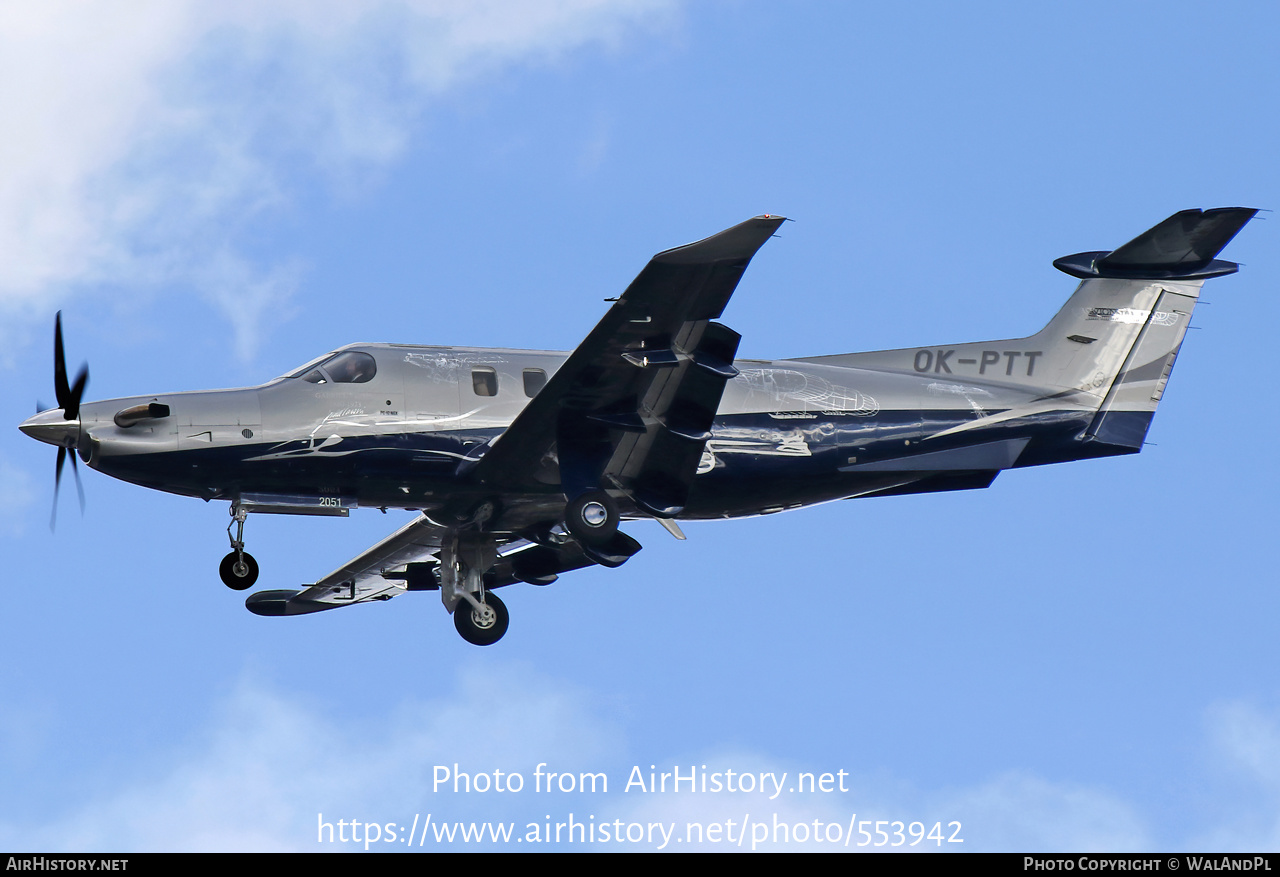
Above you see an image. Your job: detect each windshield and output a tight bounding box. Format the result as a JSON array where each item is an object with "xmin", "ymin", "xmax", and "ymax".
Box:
[{"xmin": 285, "ymin": 350, "xmax": 378, "ymax": 384}]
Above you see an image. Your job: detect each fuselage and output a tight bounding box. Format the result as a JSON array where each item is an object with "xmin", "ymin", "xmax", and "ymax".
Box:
[
  {"xmin": 16, "ymin": 209, "xmax": 1253, "ymax": 644},
  {"xmin": 22, "ymin": 340, "xmax": 1126, "ymax": 527}
]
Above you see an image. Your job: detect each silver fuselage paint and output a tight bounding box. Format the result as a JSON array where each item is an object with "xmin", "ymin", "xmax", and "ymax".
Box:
[{"xmin": 42, "ymin": 269, "xmax": 1205, "ymax": 526}]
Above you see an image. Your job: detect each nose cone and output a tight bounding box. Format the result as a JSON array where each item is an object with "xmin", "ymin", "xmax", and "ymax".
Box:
[{"xmin": 19, "ymin": 409, "xmax": 80, "ymax": 448}]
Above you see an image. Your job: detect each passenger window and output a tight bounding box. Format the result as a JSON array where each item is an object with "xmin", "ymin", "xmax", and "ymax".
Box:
[
  {"xmin": 522, "ymin": 368, "xmax": 547, "ymax": 398},
  {"xmin": 472, "ymin": 368, "xmax": 498, "ymax": 397}
]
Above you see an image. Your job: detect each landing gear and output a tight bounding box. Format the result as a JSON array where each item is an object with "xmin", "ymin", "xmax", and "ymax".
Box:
[
  {"xmin": 438, "ymin": 534, "xmax": 512, "ymax": 645},
  {"xmin": 220, "ymin": 504, "xmax": 258, "ymax": 590},
  {"xmin": 219, "ymin": 550, "xmax": 259, "ymax": 590},
  {"xmin": 564, "ymin": 490, "xmax": 618, "ymax": 546},
  {"xmin": 453, "ymin": 591, "xmax": 509, "ymax": 646}
]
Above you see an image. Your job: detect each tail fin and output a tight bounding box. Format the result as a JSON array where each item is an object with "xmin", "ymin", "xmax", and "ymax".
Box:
[
  {"xmin": 1033, "ymin": 208, "xmax": 1255, "ymax": 449},
  {"xmin": 797, "ymin": 208, "xmax": 1256, "ymax": 451}
]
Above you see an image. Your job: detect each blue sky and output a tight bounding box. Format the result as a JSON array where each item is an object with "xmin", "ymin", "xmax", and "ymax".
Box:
[{"xmin": 2, "ymin": 0, "xmax": 1279, "ymax": 852}]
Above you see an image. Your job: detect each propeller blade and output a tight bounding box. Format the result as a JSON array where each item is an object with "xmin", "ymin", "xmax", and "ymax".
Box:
[
  {"xmin": 66, "ymin": 365, "xmax": 88, "ymax": 422},
  {"xmin": 53, "ymin": 313, "xmax": 88, "ymax": 421},
  {"xmin": 48, "ymin": 312, "xmax": 91, "ymax": 529},
  {"xmin": 69, "ymin": 451, "xmax": 86, "ymax": 515},
  {"xmin": 54, "ymin": 312, "xmax": 69, "ymax": 412},
  {"xmin": 51, "ymin": 445, "xmax": 65, "ymax": 531}
]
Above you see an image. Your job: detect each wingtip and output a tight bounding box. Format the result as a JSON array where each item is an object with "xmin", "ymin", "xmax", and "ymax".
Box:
[{"xmin": 653, "ymin": 214, "xmax": 788, "ymax": 264}]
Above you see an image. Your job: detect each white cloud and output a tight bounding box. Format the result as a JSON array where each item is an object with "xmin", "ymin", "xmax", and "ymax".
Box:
[
  {"xmin": 1187, "ymin": 700, "xmax": 1280, "ymax": 850},
  {"xmin": 931, "ymin": 773, "xmax": 1149, "ymax": 852},
  {"xmin": 0, "ymin": 2, "xmax": 196, "ymax": 301},
  {"xmin": 193, "ymin": 250, "xmax": 303, "ymax": 363},
  {"xmin": 607, "ymin": 754, "xmax": 1150, "ymax": 852},
  {"xmin": 0, "ymin": 664, "xmax": 624, "ymax": 852},
  {"xmin": 1209, "ymin": 700, "xmax": 1280, "ymax": 787},
  {"xmin": 12, "ymin": 666, "xmax": 1280, "ymax": 853},
  {"xmin": 0, "ymin": 1, "xmax": 677, "ymax": 356}
]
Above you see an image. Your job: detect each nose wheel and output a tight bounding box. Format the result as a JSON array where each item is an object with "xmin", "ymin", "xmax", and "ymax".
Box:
[
  {"xmin": 220, "ymin": 504, "xmax": 259, "ymax": 590},
  {"xmin": 219, "ymin": 550, "xmax": 259, "ymax": 590}
]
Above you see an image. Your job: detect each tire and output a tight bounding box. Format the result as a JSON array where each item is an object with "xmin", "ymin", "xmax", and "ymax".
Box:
[
  {"xmin": 563, "ymin": 490, "xmax": 619, "ymax": 546},
  {"xmin": 219, "ymin": 551, "xmax": 259, "ymax": 590},
  {"xmin": 454, "ymin": 592, "xmax": 509, "ymax": 646}
]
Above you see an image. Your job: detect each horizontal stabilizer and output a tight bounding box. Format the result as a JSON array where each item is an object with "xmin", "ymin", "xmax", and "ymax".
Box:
[{"xmin": 1055, "ymin": 207, "xmax": 1257, "ymax": 280}]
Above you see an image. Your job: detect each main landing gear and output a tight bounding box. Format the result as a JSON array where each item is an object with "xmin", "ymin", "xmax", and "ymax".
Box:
[
  {"xmin": 439, "ymin": 535, "xmax": 513, "ymax": 646},
  {"xmin": 444, "ymin": 491, "xmax": 628, "ymax": 645},
  {"xmin": 220, "ymin": 505, "xmax": 259, "ymax": 590},
  {"xmin": 453, "ymin": 591, "xmax": 509, "ymax": 646}
]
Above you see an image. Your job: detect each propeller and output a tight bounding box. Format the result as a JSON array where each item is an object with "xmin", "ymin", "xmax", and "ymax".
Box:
[
  {"xmin": 54, "ymin": 311, "xmax": 88, "ymax": 420},
  {"xmin": 48, "ymin": 311, "xmax": 89, "ymax": 529}
]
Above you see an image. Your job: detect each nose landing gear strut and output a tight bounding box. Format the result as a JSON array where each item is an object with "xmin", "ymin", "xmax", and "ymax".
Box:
[{"xmin": 220, "ymin": 505, "xmax": 259, "ymax": 590}]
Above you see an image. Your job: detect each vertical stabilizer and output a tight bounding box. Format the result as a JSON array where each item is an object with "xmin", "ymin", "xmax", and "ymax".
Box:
[
  {"xmin": 1042, "ymin": 207, "xmax": 1255, "ymax": 449},
  {"xmin": 794, "ymin": 207, "xmax": 1256, "ymax": 452}
]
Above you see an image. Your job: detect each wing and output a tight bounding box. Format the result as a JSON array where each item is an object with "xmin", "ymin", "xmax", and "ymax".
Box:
[
  {"xmin": 245, "ymin": 216, "xmax": 784, "ymax": 617},
  {"xmin": 243, "ymin": 514, "xmax": 601, "ymax": 616},
  {"xmin": 244, "ymin": 513, "xmax": 447, "ymax": 615},
  {"xmin": 472, "ymin": 214, "xmax": 785, "ymax": 517}
]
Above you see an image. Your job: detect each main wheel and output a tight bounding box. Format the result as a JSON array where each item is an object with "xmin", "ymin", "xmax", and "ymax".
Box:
[
  {"xmin": 219, "ymin": 551, "xmax": 259, "ymax": 590},
  {"xmin": 454, "ymin": 592, "xmax": 509, "ymax": 646},
  {"xmin": 564, "ymin": 490, "xmax": 618, "ymax": 546}
]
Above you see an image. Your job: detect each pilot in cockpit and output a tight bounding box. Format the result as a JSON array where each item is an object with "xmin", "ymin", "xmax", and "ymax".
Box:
[
  {"xmin": 300, "ymin": 350, "xmax": 377, "ymax": 384},
  {"xmin": 325, "ymin": 351, "xmax": 376, "ymax": 383}
]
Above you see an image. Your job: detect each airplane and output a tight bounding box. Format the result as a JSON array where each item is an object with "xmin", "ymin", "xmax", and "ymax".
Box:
[{"xmin": 18, "ymin": 208, "xmax": 1256, "ymax": 645}]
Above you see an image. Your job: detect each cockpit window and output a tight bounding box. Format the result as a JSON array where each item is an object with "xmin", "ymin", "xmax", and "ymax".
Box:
[
  {"xmin": 323, "ymin": 351, "xmax": 377, "ymax": 383},
  {"xmin": 287, "ymin": 351, "xmax": 377, "ymax": 384},
  {"xmin": 285, "ymin": 353, "xmax": 335, "ymax": 379}
]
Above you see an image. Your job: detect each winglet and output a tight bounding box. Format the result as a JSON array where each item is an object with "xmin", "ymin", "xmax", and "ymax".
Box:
[{"xmin": 1054, "ymin": 207, "xmax": 1258, "ymax": 280}]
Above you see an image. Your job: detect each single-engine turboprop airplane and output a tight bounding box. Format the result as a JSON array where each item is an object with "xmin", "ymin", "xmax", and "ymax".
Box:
[{"xmin": 19, "ymin": 208, "xmax": 1256, "ymax": 645}]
